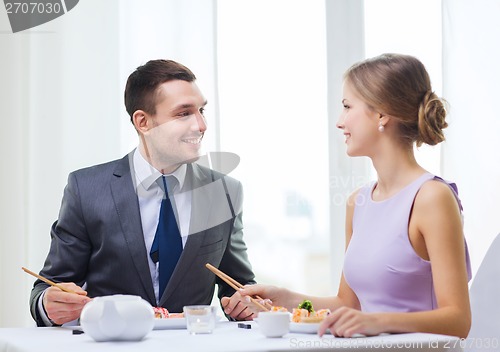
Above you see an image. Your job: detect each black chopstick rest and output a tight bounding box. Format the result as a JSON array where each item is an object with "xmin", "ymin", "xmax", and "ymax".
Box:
[
  {"xmin": 238, "ymin": 323, "xmax": 251, "ymax": 329},
  {"xmin": 72, "ymin": 329, "xmax": 85, "ymax": 335}
]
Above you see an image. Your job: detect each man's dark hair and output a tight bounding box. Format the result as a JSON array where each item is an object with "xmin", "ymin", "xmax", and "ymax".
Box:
[{"xmin": 124, "ymin": 59, "xmax": 196, "ymax": 122}]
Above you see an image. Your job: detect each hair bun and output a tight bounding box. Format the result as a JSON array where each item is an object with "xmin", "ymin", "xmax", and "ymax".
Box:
[{"xmin": 416, "ymin": 91, "xmax": 448, "ymax": 146}]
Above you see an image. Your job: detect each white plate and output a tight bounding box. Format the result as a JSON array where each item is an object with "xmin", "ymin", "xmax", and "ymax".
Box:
[
  {"xmin": 153, "ymin": 317, "xmax": 186, "ymax": 330},
  {"xmin": 256, "ymin": 315, "xmax": 325, "ymax": 334},
  {"xmin": 289, "ymin": 323, "xmax": 368, "ymax": 337},
  {"xmin": 289, "ymin": 322, "xmax": 321, "ymax": 334}
]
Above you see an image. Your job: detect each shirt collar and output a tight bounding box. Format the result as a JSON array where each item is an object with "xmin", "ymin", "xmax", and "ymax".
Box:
[{"xmin": 133, "ymin": 148, "xmax": 187, "ymax": 192}]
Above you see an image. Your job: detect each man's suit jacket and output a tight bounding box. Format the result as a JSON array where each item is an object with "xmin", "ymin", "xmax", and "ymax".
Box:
[{"xmin": 30, "ymin": 152, "xmax": 255, "ymax": 326}]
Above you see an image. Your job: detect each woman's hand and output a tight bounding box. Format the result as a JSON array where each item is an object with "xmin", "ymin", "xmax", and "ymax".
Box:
[{"xmin": 318, "ymin": 307, "xmax": 383, "ymax": 337}]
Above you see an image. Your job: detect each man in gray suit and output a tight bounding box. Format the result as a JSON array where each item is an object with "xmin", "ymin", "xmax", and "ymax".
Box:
[{"xmin": 29, "ymin": 59, "xmax": 256, "ymax": 326}]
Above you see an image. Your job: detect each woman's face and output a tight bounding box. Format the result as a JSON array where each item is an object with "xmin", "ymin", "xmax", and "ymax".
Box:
[{"xmin": 336, "ymin": 80, "xmax": 380, "ymax": 157}]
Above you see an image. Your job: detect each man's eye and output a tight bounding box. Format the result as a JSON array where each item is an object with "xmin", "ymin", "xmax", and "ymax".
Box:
[
  {"xmin": 343, "ymin": 104, "xmax": 350, "ymax": 109},
  {"xmin": 178, "ymin": 111, "xmax": 191, "ymax": 117},
  {"xmin": 199, "ymin": 107, "xmax": 205, "ymax": 115}
]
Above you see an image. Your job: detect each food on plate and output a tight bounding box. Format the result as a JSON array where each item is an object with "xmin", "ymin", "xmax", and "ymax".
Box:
[
  {"xmin": 270, "ymin": 306, "xmax": 288, "ymax": 312},
  {"xmin": 153, "ymin": 307, "xmax": 170, "ymax": 319},
  {"xmin": 298, "ymin": 299, "xmax": 314, "ymax": 312},
  {"xmin": 153, "ymin": 306, "xmax": 184, "ymax": 319},
  {"xmin": 292, "ymin": 300, "xmax": 330, "ymax": 323},
  {"xmin": 298, "ymin": 309, "xmax": 330, "ymax": 323},
  {"xmin": 269, "ymin": 300, "xmax": 330, "ymax": 323}
]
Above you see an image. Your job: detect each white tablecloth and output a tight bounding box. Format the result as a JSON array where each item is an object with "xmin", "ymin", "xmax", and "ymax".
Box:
[{"xmin": 0, "ymin": 321, "xmax": 464, "ymax": 352}]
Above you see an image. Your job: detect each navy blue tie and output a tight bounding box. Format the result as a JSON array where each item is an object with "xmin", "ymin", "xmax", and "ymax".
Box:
[{"xmin": 150, "ymin": 176, "xmax": 183, "ymax": 295}]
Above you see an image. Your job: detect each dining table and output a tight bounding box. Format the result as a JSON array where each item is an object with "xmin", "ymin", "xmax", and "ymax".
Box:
[{"xmin": 0, "ymin": 320, "xmax": 465, "ymax": 352}]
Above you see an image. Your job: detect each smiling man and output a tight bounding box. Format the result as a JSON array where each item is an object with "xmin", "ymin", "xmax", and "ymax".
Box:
[{"xmin": 29, "ymin": 59, "xmax": 256, "ymax": 326}]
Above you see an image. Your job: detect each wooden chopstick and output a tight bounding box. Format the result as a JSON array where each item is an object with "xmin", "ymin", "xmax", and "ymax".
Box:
[
  {"xmin": 205, "ymin": 263, "xmax": 271, "ymax": 311},
  {"xmin": 206, "ymin": 263, "xmax": 270, "ymax": 305},
  {"xmin": 21, "ymin": 267, "xmax": 77, "ymax": 294}
]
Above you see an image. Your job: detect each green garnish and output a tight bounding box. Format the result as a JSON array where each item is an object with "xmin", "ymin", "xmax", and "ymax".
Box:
[{"xmin": 298, "ymin": 299, "xmax": 314, "ymax": 313}]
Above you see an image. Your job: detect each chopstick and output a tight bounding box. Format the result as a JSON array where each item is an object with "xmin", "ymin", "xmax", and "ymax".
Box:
[
  {"xmin": 21, "ymin": 267, "xmax": 77, "ymax": 294},
  {"xmin": 205, "ymin": 263, "xmax": 271, "ymax": 312}
]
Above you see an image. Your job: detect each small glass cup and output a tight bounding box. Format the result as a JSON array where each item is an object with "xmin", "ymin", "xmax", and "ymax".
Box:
[{"xmin": 183, "ymin": 305, "xmax": 216, "ymax": 334}]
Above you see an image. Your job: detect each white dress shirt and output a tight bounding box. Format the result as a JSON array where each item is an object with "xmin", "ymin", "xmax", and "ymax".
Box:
[{"xmin": 132, "ymin": 148, "xmax": 192, "ymax": 304}]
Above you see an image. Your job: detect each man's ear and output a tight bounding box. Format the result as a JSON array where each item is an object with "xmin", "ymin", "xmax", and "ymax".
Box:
[{"xmin": 132, "ymin": 110, "xmax": 149, "ymax": 133}]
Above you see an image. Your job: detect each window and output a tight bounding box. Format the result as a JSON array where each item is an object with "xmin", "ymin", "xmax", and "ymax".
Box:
[{"xmin": 217, "ymin": 0, "xmax": 331, "ymax": 294}]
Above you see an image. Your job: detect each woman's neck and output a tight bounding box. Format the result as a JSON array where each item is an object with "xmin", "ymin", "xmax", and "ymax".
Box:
[{"xmin": 371, "ymin": 146, "xmax": 426, "ymax": 200}]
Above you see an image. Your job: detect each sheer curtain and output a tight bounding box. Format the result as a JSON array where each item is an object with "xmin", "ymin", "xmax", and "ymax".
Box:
[
  {"xmin": 0, "ymin": 0, "xmax": 123, "ymax": 327},
  {"xmin": 325, "ymin": 0, "xmax": 368, "ymax": 292},
  {"xmin": 442, "ymin": 0, "xmax": 500, "ymax": 275},
  {"xmin": 0, "ymin": 0, "xmax": 217, "ymax": 327}
]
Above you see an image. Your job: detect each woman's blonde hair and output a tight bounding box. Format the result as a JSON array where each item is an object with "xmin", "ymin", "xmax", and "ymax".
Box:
[{"xmin": 344, "ymin": 53, "xmax": 448, "ymax": 147}]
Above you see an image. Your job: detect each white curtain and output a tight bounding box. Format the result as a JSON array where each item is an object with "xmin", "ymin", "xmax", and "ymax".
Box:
[
  {"xmin": 0, "ymin": 0, "xmax": 217, "ymax": 327},
  {"xmin": 442, "ymin": 0, "xmax": 500, "ymax": 276},
  {"xmin": 324, "ymin": 0, "xmax": 370, "ymax": 291}
]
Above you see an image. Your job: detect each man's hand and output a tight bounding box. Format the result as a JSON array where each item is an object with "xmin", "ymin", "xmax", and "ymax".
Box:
[
  {"xmin": 42, "ymin": 283, "xmax": 92, "ymax": 325},
  {"xmin": 221, "ymin": 290, "xmax": 255, "ymax": 321}
]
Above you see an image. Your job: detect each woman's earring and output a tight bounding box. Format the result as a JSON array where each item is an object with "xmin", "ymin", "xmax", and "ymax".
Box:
[{"xmin": 378, "ymin": 122, "xmax": 385, "ymax": 132}]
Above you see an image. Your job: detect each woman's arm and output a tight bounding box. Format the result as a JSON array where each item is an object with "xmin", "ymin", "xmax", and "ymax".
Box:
[{"xmin": 390, "ymin": 180, "xmax": 471, "ymax": 337}]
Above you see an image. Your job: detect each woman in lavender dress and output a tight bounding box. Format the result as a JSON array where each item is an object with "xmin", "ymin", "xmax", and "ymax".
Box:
[{"xmin": 234, "ymin": 54, "xmax": 471, "ymax": 338}]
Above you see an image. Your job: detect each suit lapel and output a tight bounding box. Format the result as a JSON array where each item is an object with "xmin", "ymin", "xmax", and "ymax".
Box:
[{"xmin": 110, "ymin": 153, "xmax": 156, "ymax": 305}]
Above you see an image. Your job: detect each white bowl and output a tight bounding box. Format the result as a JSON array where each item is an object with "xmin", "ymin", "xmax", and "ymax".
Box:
[{"xmin": 256, "ymin": 311, "xmax": 290, "ymax": 338}]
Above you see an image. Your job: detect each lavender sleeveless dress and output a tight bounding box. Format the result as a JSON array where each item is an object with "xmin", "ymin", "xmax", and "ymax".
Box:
[{"xmin": 343, "ymin": 173, "xmax": 471, "ymax": 313}]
